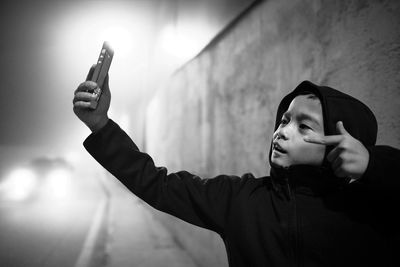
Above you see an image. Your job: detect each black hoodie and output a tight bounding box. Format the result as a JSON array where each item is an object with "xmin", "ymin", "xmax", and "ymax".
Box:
[{"xmin": 84, "ymin": 80, "xmax": 400, "ymax": 267}]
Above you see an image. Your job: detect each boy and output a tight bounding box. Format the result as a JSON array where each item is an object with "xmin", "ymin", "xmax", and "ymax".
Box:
[{"xmin": 73, "ymin": 67, "xmax": 400, "ymax": 267}]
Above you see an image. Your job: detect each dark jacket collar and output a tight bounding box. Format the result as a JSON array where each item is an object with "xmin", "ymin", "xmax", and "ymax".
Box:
[{"xmin": 270, "ymin": 164, "xmax": 346, "ymax": 197}]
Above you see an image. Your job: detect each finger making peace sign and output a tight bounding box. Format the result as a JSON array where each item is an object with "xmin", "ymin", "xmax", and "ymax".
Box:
[{"xmin": 304, "ymin": 121, "xmax": 370, "ymax": 181}]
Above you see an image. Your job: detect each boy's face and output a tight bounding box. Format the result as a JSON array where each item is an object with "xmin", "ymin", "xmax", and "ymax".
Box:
[{"xmin": 271, "ymin": 94, "xmax": 325, "ymax": 168}]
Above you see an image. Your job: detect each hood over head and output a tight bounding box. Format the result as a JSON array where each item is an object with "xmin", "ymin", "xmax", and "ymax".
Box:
[{"xmin": 269, "ymin": 80, "xmax": 377, "ymax": 182}]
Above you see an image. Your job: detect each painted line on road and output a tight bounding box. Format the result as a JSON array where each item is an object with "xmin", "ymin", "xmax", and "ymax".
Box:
[{"xmin": 74, "ymin": 198, "xmax": 108, "ymax": 267}]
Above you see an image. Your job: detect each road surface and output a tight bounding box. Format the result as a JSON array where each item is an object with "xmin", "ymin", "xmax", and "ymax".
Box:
[
  {"xmin": 0, "ymin": 167, "xmax": 197, "ymax": 267},
  {"xmin": 0, "ymin": 167, "xmax": 104, "ymax": 267}
]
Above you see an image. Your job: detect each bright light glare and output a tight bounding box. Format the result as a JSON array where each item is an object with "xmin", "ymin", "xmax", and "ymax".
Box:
[
  {"xmin": 56, "ymin": 1, "xmax": 151, "ymax": 62},
  {"xmin": 160, "ymin": 22, "xmax": 213, "ymax": 63},
  {"xmin": 1, "ymin": 169, "xmax": 37, "ymax": 201},
  {"xmin": 45, "ymin": 169, "xmax": 71, "ymax": 199},
  {"xmin": 100, "ymin": 27, "xmax": 132, "ymax": 57}
]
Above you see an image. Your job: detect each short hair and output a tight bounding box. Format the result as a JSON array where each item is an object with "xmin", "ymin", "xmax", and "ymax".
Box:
[{"xmin": 295, "ymin": 90, "xmax": 319, "ymax": 100}]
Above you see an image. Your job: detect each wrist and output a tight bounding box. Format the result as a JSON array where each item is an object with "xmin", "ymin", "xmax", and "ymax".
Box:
[{"xmin": 88, "ymin": 116, "xmax": 109, "ymax": 133}]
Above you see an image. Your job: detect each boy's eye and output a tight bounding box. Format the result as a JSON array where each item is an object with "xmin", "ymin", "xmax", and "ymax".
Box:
[
  {"xmin": 280, "ymin": 118, "xmax": 289, "ymax": 125},
  {"xmin": 299, "ymin": 124, "xmax": 312, "ymax": 130}
]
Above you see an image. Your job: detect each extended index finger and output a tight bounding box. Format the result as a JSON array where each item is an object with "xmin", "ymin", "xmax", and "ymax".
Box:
[{"xmin": 304, "ymin": 134, "xmax": 343, "ymax": 146}]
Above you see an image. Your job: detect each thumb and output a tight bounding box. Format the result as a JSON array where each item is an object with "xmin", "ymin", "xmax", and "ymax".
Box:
[
  {"xmin": 336, "ymin": 121, "xmax": 349, "ymax": 135},
  {"xmin": 86, "ymin": 64, "xmax": 97, "ymax": 81}
]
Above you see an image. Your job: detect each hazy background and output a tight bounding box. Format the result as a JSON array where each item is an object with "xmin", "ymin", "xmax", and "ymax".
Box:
[{"xmin": 0, "ymin": 0, "xmax": 254, "ymax": 165}]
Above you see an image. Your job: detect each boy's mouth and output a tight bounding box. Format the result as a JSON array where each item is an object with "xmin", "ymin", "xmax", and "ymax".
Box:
[{"xmin": 273, "ymin": 142, "xmax": 287, "ymax": 154}]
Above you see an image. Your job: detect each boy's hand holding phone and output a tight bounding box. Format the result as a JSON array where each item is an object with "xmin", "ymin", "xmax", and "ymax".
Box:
[{"xmin": 73, "ymin": 42, "xmax": 113, "ymax": 132}]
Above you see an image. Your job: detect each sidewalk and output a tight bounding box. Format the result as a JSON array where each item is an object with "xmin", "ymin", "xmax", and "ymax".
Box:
[{"xmin": 99, "ymin": 173, "xmax": 198, "ymax": 267}]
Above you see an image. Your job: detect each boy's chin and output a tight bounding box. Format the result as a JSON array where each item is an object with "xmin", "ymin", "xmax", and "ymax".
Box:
[
  {"xmin": 270, "ymin": 159, "xmax": 291, "ymax": 168},
  {"xmin": 271, "ymin": 158, "xmax": 324, "ymax": 169}
]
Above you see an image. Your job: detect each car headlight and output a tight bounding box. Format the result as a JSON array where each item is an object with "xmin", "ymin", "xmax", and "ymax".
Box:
[
  {"xmin": 0, "ymin": 168, "xmax": 37, "ymax": 201},
  {"xmin": 44, "ymin": 169, "xmax": 71, "ymax": 199}
]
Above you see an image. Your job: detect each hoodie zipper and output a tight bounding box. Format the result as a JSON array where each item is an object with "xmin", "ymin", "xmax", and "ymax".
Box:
[{"xmin": 284, "ymin": 169, "xmax": 302, "ymax": 267}]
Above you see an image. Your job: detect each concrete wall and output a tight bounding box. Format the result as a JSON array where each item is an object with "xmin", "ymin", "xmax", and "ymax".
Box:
[{"xmin": 144, "ymin": 0, "xmax": 400, "ymax": 266}]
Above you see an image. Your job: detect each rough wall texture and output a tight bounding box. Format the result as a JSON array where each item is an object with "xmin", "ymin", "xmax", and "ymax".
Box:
[{"xmin": 144, "ymin": 0, "xmax": 400, "ymax": 266}]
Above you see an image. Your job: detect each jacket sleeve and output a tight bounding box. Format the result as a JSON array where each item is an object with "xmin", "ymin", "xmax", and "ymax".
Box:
[
  {"xmin": 359, "ymin": 145, "xmax": 400, "ymax": 190},
  {"xmin": 83, "ymin": 119, "xmax": 241, "ymax": 235}
]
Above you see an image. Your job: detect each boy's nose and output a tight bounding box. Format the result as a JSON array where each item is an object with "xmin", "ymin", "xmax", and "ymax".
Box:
[{"xmin": 276, "ymin": 126, "xmax": 289, "ymax": 140}]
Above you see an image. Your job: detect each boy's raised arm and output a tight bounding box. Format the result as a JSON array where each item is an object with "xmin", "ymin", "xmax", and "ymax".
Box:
[
  {"xmin": 74, "ymin": 67, "xmax": 240, "ymax": 235},
  {"xmin": 83, "ymin": 119, "xmax": 241, "ymax": 235}
]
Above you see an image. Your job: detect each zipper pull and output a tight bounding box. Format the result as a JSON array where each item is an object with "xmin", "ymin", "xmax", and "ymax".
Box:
[
  {"xmin": 286, "ymin": 181, "xmax": 292, "ymax": 200},
  {"xmin": 284, "ymin": 167, "xmax": 292, "ymax": 200},
  {"xmin": 282, "ymin": 167, "xmax": 292, "ymax": 200}
]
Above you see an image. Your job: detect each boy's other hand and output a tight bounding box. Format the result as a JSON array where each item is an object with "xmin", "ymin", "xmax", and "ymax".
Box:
[
  {"xmin": 304, "ymin": 121, "xmax": 369, "ymax": 181},
  {"xmin": 73, "ymin": 65, "xmax": 111, "ymax": 132}
]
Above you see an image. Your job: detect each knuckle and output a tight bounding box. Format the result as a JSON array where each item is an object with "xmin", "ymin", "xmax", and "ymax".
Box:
[
  {"xmin": 78, "ymin": 81, "xmax": 97, "ymax": 91},
  {"xmin": 76, "ymin": 83, "xmax": 86, "ymax": 92},
  {"xmin": 342, "ymin": 163, "xmax": 354, "ymax": 173},
  {"xmin": 338, "ymin": 154, "xmax": 347, "ymax": 162},
  {"xmin": 74, "ymin": 92, "xmax": 86, "ymax": 99},
  {"xmin": 338, "ymin": 141, "xmax": 347, "ymax": 150},
  {"xmin": 84, "ymin": 81, "xmax": 97, "ymax": 89}
]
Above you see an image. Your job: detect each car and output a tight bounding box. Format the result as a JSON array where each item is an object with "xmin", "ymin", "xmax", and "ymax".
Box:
[{"xmin": 0, "ymin": 156, "xmax": 74, "ymax": 203}]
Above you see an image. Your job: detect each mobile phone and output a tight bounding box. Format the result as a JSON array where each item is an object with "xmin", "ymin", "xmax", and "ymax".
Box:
[{"xmin": 89, "ymin": 41, "xmax": 114, "ymax": 109}]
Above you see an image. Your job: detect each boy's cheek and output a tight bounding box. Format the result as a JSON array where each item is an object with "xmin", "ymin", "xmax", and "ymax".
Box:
[{"xmin": 299, "ymin": 144, "xmax": 326, "ymax": 165}]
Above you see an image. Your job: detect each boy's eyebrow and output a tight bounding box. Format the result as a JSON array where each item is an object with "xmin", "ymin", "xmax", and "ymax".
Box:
[{"xmin": 283, "ymin": 111, "xmax": 322, "ymax": 126}]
